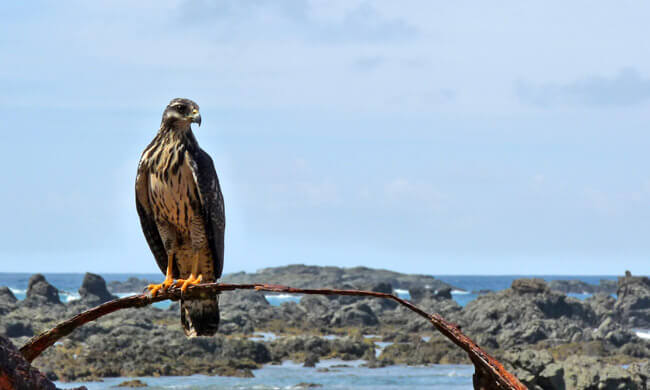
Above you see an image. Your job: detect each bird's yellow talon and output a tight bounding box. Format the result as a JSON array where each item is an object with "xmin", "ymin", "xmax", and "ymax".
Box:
[
  {"xmin": 147, "ymin": 283, "xmax": 162, "ymax": 296},
  {"xmin": 147, "ymin": 276, "xmax": 174, "ymax": 296},
  {"xmin": 161, "ymin": 280, "xmax": 173, "ymax": 290},
  {"xmin": 177, "ymin": 274, "xmax": 203, "ymax": 292}
]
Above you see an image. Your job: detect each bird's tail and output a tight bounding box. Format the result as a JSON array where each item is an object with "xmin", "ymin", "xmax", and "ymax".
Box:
[{"xmin": 180, "ymin": 294, "xmax": 220, "ymax": 337}]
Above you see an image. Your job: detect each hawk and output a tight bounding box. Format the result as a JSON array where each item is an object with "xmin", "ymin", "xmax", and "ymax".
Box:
[{"xmin": 135, "ymin": 98, "xmax": 225, "ymax": 337}]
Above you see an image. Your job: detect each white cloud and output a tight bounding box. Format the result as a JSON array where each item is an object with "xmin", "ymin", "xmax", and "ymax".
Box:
[{"xmin": 516, "ymin": 68, "xmax": 650, "ymax": 107}]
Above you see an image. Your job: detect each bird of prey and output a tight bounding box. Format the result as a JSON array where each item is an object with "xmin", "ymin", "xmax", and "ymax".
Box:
[{"xmin": 135, "ymin": 98, "xmax": 225, "ymax": 337}]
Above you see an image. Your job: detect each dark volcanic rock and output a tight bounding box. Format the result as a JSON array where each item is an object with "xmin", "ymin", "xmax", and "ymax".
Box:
[
  {"xmin": 330, "ymin": 302, "xmax": 379, "ymax": 327},
  {"xmin": 113, "ymin": 379, "xmax": 148, "ymax": 387},
  {"xmin": 0, "ymin": 287, "xmax": 17, "ymax": 315},
  {"xmin": 218, "ymin": 290, "xmax": 274, "ymax": 334},
  {"xmin": 35, "ymin": 307, "xmax": 270, "ymax": 381},
  {"xmin": 79, "ymin": 273, "xmax": 118, "ymax": 304},
  {"xmin": 511, "ymin": 278, "xmax": 550, "ymax": 295},
  {"xmin": 222, "ymin": 264, "xmax": 455, "ymax": 291},
  {"xmin": 298, "ymin": 295, "xmax": 338, "ymax": 326},
  {"xmin": 549, "ymin": 279, "xmax": 617, "ymax": 294},
  {"xmin": 409, "ymin": 286, "xmax": 453, "ymax": 303},
  {"xmin": 584, "ymin": 293, "xmax": 616, "ymax": 322},
  {"xmin": 503, "ymin": 349, "xmax": 650, "ymax": 390},
  {"xmin": 3, "ymin": 321, "xmax": 34, "ymax": 338},
  {"xmin": 23, "ymin": 274, "xmax": 61, "ymax": 307},
  {"xmin": 593, "ymin": 317, "xmax": 635, "ymax": 347},
  {"xmin": 615, "ymin": 272, "xmax": 650, "ymax": 328},
  {"xmin": 462, "ymin": 278, "xmax": 597, "ymax": 349},
  {"xmin": 268, "ymin": 335, "xmax": 373, "ymax": 362},
  {"xmin": 107, "ymin": 277, "xmax": 156, "ymax": 293},
  {"xmin": 0, "ymin": 286, "xmax": 17, "ymax": 304},
  {"xmin": 378, "ymin": 336, "xmax": 467, "ymax": 365},
  {"xmin": 368, "ymin": 282, "xmax": 393, "ymax": 294},
  {"xmin": 293, "ymin": 383, "xmax": 322, "ymax": 388}
]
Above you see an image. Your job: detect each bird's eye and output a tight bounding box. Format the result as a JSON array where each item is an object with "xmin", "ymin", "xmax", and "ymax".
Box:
[{"xmin": 176, "ymin": 105, "xmax": 186, "ymax": 112}]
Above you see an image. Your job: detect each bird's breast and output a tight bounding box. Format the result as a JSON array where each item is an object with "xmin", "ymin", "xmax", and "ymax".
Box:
[{"xmin": 147, "ymin": 149, "xmax": 199, "ymax": 233}]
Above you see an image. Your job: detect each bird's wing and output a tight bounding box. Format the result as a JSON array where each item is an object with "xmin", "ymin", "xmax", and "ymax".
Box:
[
  {"xmin": 135, "ymin": 165, "xmax": 169, "ymax": 275},
  {"xmin": 188, "ymin": 149, "xmax": 225, "ymax": 278}
]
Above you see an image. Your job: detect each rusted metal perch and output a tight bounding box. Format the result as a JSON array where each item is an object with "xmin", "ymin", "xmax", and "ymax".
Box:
[{"xmin": 19, "ymin": 283, "xmax": 527, "ymax": 390}]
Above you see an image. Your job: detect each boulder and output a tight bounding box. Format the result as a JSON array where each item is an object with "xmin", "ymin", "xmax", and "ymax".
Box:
[
  {"xmin": 267, "ymin": 335, "xmax": 372, "ymax": 362},
  {"xmin": 298, "ymin": 295, "xmax": 337, "ymax": 326},
  {"xmin": 378, "ymin": 336, "xmax": 467, "ymax": 365},
  {"xmin": 0, "ymin": 287, "xmax": 17, "ymax": 315},
  {"xmin": 23, "ymin": 274, "xmax": 61, "ymax": 307},
  {"xmin": 511, "ymin": 278, "xmax": 550, "ymax": 295},
  {"xmin": 409, "ymin": 286, "xmax": 453, "ymax": 303},
  {"xmin": 2, "ymin": 321, "xmax": 34, "ymax": 338},
  {"xmin": 0, "ymin": 287, "xmax": 17, "ymax": 304},
  {"xmin": 584, "ymin": 293, "xmax": 616, "ymax": 322},
  {"xmin": 330, "ymin": 302, "xmax": 379, "ymax": 327},
  {"xmin": 113, "ymin": 379, "xmax": 148, "ymax": 387},
  {"xmin": 368, "ymin": 282, "xmax": 393, "ymax": 294},
  {"xmin": 593, "ymin": 317, "xmax": 634, "ymax": 347},
  {"xmin": 107, "ymin": 277, "xmax": 155, "ymax": 293},
  {"xmin": 79, "ymin": 273, "xmax": 118, "ymax": 304}
]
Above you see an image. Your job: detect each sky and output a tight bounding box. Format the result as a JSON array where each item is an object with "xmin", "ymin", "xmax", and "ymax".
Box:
[{"xmin": 1, "ymin": 1, "xmax": 649, "ymax": 275}]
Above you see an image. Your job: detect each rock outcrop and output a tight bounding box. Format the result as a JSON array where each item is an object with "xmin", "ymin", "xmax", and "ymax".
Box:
[
  {"xmin": 0, "ymin": 286, "xmax": 17, "ymax": 304},
  {"xmin": 222, "ymin": 264, "xmax": 455, "ymax": 291},
  {"xmin": 462, "ymin": 278, "xmax": 597, "ymax": 349},
  {"xmin": 0, "ymin": 287, "xmax": 17, "ymax": 315},
  {"xmin": 107, "ymin": 277, "xmax": 155, "ymax": 294},
  {"xmin": 504, "ymin": 348, "xmax": 650, "ymax": 390},
  {"xmin": 615, "ymin": 272, "xmax": 650, "ymax": 328},
  {"xmin": 22, "ymin": 274, "xmax": 61, "ymax": 307},
  {"xmin": 78, "ymin": 273, "xmax": 118, "ymax": 305}
]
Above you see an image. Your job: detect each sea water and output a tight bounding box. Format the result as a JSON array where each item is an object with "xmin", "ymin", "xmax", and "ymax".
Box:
[{"xmin": 55, "ymin": 360, "xmax": 475, "ymax": 389}]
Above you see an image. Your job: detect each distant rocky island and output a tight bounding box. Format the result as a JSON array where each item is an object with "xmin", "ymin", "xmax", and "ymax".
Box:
[
  {"xmin": 0, "ymin": 265, "xmax": 648, "ymax": 389},
  {"xmin": 106, "ymin": 264, "xmax": 458, "ymax": 293}
]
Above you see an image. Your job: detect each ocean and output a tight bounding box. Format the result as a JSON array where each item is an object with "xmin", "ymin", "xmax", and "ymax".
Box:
[
  {"xmin": 57, "ymin": 360, "xmax": 475, "ymax": 390},
  {"xmin": 0, "ymin": 273, "xmax": 619, "ymax": 389},
  {"xmin": 0, "ymin": 273, "xmax": 618, "ymax": 307}
]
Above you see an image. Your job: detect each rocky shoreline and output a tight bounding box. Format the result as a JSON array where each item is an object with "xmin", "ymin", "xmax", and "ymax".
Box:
[{"xmin": 0, "ymin": 266, "xmax": 648, "ymax": 389}]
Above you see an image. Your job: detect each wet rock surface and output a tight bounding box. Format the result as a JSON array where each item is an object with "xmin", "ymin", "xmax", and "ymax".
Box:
[
  {"xmin": 113, "ymin": 379, "xmax": 148, "ymax": 387},
  {"xmin": 0, "ymin": 270, "xmax": 648, "ymax": 389}
]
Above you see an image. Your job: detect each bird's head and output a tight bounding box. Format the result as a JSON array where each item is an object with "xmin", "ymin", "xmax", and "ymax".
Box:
[{"xmin": 162, "ymin": 98, "xmax": 201, "ymax": 129}]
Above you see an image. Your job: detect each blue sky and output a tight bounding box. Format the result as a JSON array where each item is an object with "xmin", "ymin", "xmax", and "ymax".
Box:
[{"xmin": 1, "ymin": 1, "xmax": 649, "ymax": 275}]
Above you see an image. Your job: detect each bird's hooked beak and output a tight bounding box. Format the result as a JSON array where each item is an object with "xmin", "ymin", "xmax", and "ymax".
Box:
[{"xmin": 189, "ymin": 108, "xmax": 202, "ymax": 127}]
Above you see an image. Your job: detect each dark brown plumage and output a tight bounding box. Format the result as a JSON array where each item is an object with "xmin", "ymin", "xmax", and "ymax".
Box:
[{"xmin": 135, "ymin": 98, "xmax": 225, "ymax": 337}]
